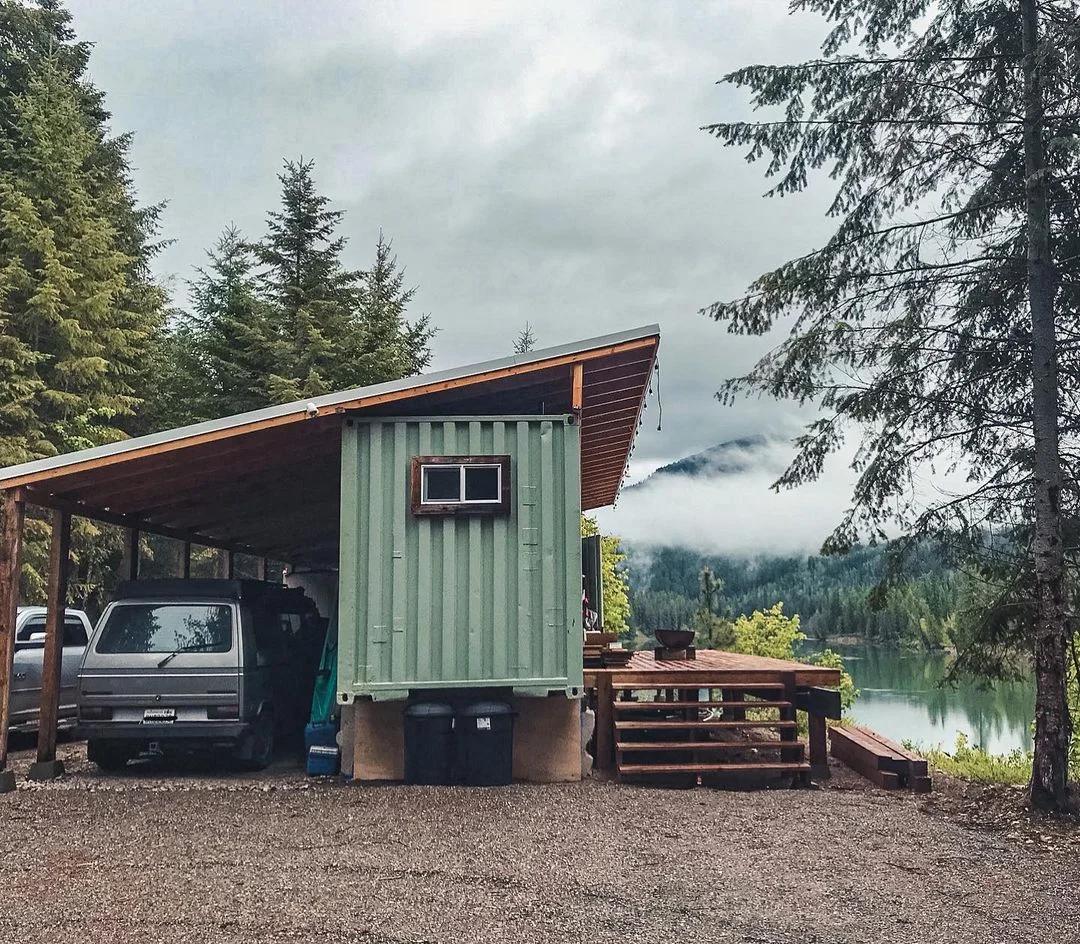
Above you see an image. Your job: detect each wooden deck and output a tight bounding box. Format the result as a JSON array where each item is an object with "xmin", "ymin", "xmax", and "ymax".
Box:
[
  {"xmin": 585, "ymin": 649, "xmax": 842, "ymax": 785},
  {"xmin": 583, "ymin": 649, "xmax": 841, "ymax": 689}
]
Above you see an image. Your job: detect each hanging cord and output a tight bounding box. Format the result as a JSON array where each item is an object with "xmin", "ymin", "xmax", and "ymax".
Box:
[{"xmin": 654, "ymin": 360, "xmax": 663, "ymax": 431}]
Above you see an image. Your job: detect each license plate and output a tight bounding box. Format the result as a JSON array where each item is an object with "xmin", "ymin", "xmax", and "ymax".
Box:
[{"xmin": 142, "ymin": 708, "xmax": 176, "ymax": 724}]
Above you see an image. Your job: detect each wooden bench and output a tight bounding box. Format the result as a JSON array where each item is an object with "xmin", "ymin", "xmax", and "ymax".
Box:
[{"xmin": 828, "ymin": 725, "xmax": 932, "ymax": 792}]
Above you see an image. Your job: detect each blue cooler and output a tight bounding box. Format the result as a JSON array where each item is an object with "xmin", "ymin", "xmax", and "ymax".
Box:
[{"xmin": 305, "ymin": 722, "xmax": 340, "ymax": 776}]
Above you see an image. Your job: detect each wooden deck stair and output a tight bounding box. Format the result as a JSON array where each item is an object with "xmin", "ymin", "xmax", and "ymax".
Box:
[{"xmin": 610, "ymin": 679, "xmax": 810, "ymax": 784}]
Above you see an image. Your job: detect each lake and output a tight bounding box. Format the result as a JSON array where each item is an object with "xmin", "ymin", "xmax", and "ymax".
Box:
[{"xmin": 800, "ymin": 643, "xmax": 1035, "ymax": 755}]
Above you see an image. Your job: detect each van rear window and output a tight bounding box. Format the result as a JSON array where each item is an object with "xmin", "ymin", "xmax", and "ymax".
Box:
[{"xmin": 96, "ymin": 604, "xmax": 233, "ymax": 654}]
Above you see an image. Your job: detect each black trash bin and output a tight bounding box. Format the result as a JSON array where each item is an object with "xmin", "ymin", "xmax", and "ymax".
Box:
[
  {"xmin": 403, "ymin": 702, "xmax": 455, "ymax": 785},
  {"xmin": 457, "ymin": 701, "xmax": 516, "ymax": 786}
]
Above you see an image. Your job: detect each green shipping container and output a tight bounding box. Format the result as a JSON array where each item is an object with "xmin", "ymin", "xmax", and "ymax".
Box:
[{"xmin": 337, "ymin": 416, "xmax": 582, "ymax": 702}]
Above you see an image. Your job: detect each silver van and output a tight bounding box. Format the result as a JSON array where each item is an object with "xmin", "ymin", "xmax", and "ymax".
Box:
[
  {"xmin": 77, "ymin": 579, "xmax": 323, "ymax": 771},
  {"xmin": 10, "ymin": 607, "xmax": 93, "ymax": 733}
]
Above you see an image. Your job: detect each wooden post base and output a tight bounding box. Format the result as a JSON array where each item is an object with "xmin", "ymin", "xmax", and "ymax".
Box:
[
  {"xmin": 0, "ymin": 769, "xmax": 14, "ymax": 793},
  {"xmin": 27, "ymin": 759, "xmax": 65, "ymax": 782}
]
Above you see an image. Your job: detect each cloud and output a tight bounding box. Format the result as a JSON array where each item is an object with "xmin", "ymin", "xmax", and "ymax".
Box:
[
  {"xmin": 67, "ymin": 0, "xmax": 838, "ymax": 468},
  {"xmin": 598, "ymin": 438, "xmax": 859, "ymax": 556}
]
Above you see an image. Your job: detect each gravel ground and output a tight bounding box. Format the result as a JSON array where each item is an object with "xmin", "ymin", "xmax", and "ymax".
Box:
[{"xmin": 1, "ymin": 740, "xmax": 1078, "ymax": 944}]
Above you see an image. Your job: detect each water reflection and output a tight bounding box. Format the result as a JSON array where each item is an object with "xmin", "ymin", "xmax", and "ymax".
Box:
[{"xmin": 800, "ymin": 643, "xmax": 1035, "ymax": 755}]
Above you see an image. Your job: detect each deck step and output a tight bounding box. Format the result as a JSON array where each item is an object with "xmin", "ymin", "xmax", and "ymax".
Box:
[
  {"xmin": 611, "ymin": 681, "xmax": 788, "ymax": 691},
  {"xmin": 617, "ymin": 740, "xmax": 804, "ymax": 753},
  {"xmin": 613, "ymin": 700, "xmax": 789, "ymax": 711},
  {"xmin": 618, "ymin": 762, "xmax": 810, "ymax": 775},
  {"xmin": 615, "ymin": 719, "xmax": 797, "ymax": 731}
]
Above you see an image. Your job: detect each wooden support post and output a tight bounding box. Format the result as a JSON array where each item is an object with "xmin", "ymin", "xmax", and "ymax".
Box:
[
  {"xmin": 0, "ymin": 489, "xmax": 26, "ymax": 792},
  {"xmin": 594, "ymin": 672, "xmax": 614, "ymax": 779},
  {"xmin": 182, "ymin": 541, "xmax": 192, "ymax": 579},
  {"xmin": 226, "ymin": 550, "xmax": 235, "ymax": 579},
  {"xmin": 29, "ymin": 511, "xmax": 71, "ymax": 780},
  {"xmin": 121, "ymin": 527, "xmax": 139, "ymax": 582},
  {"xmin": 808, "ymin": 712, "xmax": 829, "ymax": 781},
  {"xmin": 723, "ymin": 688, "xmax": 746, "ymax": 722},
  {"xmin": 257, "ymin": 557, "xmax": 268, "ymax": 581},
  {"xmin": 571, "ymin": 362, "xmax": 584, "ymax": 414}
]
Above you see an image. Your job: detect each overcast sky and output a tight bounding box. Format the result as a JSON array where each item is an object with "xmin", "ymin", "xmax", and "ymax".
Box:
[{"xmin": 68, "ymin": 0, "xmax": 849, "ymax": 552}]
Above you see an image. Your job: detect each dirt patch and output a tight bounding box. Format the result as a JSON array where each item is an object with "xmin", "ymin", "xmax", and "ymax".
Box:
[{"xmin": 1, "ymin": 742, "xmax": 1078, "ymax": 944}]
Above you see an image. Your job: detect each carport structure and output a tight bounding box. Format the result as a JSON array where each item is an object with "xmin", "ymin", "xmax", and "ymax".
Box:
[{"xmin": 0, "ymin": 325, "xmax": 660, "ymax": 789}]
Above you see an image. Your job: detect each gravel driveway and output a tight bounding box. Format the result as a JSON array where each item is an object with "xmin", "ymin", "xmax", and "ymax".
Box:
[{"xmin": 1, "ymin": 741, "xmax": 1076, "ymax": 944}]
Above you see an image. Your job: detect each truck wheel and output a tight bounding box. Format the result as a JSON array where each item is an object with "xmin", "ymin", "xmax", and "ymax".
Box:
[
  {"xmin": 88, "ymin": 739, "xmax": 130, "ymax": 772},
  {"xmin": 244, "ymin": 710, "xmax": 275, "ymax": 771}
]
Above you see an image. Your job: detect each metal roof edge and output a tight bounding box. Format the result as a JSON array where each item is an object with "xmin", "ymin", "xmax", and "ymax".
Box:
[{"xmin": 0, "ymin": 324, "xmax": 660, "ymax": 486}]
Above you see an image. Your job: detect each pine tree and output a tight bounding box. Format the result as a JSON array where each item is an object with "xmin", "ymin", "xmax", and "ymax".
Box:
[
  {"xmin": 705, "ymin": 0, "xmax": 1078, "ymax": 809},
  {"xmin": 513, "ymin": 323, "xmax": 537, "ymax": 354},
  {"xmin": 0, "ymin": 56, "xmax": 155, "ymax": 460},
  {"xmin": 354, "ymin": 231, "xmax": 433, "ymax": 385},
  {"xmin": 186, "ymin": 226, "xmax": 278, "ymax": 418},
  {"xmin": 244, "ymin": 159, "xmax": 432, "ymax": 402},
  {"xmin": 0, "ymin": 2, "xmax": 167, "ymax": 609}
]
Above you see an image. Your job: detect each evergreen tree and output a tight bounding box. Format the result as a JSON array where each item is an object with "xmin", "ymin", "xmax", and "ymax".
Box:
[
  {"xmin": 185, "ymin": 226, "xmax": 277, "ymax": 419},
  {"xmin": 705, "ymin": 0, "xmax": 1079, "ymax": 810},
  {"xmin": 355, "ymin": 232, "xmax": 433, "ymax": 385},
  {"xmin": 0, "ymin": 2, "xmax": 167, "ymax": 609},
  {"xmin": 248, "ymin": 159, "xmax": 432, "ymax": 402},
  {"xmin": 513, "ymin": 323, "xmax": 537, "ymax": 354}
]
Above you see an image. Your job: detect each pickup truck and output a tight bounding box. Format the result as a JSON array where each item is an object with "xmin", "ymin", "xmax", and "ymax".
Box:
[{"xmin": 9, "ymin": 606, "xmax": 93, "ymax": 733}]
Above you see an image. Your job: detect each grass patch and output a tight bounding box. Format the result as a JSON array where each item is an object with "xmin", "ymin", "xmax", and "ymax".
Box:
[{"xmin": 912, "ymin": 733, "xmax": 1032, "ymax": 785}]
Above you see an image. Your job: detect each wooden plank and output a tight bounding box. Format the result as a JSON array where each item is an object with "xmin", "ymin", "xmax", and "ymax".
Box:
[
  {"xmin": 595, "ymin": 672, "xmax": 615, "ymax": 777},
  {"xmin": 226, "ymin": 550, "xmax": 235, "ymax": 580},
  {"xmin": 613, "ymin": 700, "xmax": 789, "ymax": 711},
  {"xmin": 619, "ymin": 762, "xmax": 810, "ymax": 775},
  {"xmin": 0, "ymin": 489, "xmax": 26, "ymax": 780},
  {"xmin": 571, "ymin": 362, "xmax": 584, "ymax": 412},
  {"xmin": 796, "ymin": 686, "xmax": 843, "ymax": 720},
  {"xmin": 182, "ymin": 541, "xmax": 192, "ymax": 579},
  {"xmin": 615, "ymin": 719, "xmax": 798, "ymax": 731},
  {"xmin": 34, "ymin": 510, "xmax": 71, "ymax": 766},
  {"xmin": 829, "ymin": 727, "xmax": 904, "ymax": 788},
  {"xmin": 617, "ymin": 741, "xmax": 805, "ymax": 753},
  {"xmin": 854, "ymin": 726, "xmax": 930, "ymax": 776}
]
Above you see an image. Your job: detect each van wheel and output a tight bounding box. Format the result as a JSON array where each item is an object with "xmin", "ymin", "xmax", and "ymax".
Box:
[
  {"xmin": 244, "ymin": 710, "xmax": 275, "ymax": 771},
  {"xmin": 88, "ymin": 739, "xmax": 130, "ymax": 772}
]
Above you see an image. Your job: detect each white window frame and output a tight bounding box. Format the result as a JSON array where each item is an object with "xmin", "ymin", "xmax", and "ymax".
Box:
[{"xmin": 420, "ymin": 462, "xmax": 503, "ymax": 505}]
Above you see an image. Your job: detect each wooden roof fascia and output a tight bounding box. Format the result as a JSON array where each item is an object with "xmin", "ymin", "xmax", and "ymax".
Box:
[{"xmin": 0, "ymin": 334, "xmax": 657, "ymax": 491}]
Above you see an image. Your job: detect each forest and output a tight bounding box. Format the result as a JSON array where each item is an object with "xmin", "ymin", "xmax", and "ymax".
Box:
[
  {"xmin": 624, "ymin": 542, "xmax": 963, "ymax": 651},
  {"xmin": 0, "ymin": 3, "xmax": 434, "ymax": 612}
]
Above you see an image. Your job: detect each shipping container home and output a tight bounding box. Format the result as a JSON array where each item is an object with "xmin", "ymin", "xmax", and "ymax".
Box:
[
  {"xmin": 0, "ymin": 325, "xmax": 660, "ymax": 789},
  {"xmin": 338, "ymin": 416, "xmax": 582, "ymax": 701}
]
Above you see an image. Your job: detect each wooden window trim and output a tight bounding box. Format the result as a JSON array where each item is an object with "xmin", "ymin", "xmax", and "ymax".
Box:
[{"xmin": 410, "ymin": 455, "xmax": 512, "ymax": 516}]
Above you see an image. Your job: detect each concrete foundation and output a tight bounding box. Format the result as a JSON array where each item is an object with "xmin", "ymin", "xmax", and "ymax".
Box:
[
  {"xmin": 0, "ymin": 769, "xmax": 14, "ymax": 793},
  {"xmin": 27, "ymin": 759, "xmax": 65, "ymax": 782},
  {"xmin": 348, "ymin": 695, "xmax": 582, "ymax": 783}
]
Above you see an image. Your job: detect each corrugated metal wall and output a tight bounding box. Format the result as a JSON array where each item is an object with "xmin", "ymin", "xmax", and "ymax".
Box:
[{"xmin": 338, "ymin": 416, "xmax": 582, "ymax": 700}]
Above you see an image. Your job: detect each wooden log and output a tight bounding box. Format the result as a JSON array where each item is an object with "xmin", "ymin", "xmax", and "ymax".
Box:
[
  {"xmin": 0, "ymin": 489, "xmax": 26, "ymax": 789},
  {"xmin": 31, "ymin": 510, "xmax": 71, "ymax": 776},
  {"xmin": 829, "ymin": 726, "xmax": 904, "ymax": 788},
  {"xmin": 594, "ymin": 672, "xmax": 614, "ymax": 778}
]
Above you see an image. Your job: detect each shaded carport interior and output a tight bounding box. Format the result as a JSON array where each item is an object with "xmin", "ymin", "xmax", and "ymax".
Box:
[{"xmin": 0, "ymin": 325, "xmax": 659, "ymax": 784}]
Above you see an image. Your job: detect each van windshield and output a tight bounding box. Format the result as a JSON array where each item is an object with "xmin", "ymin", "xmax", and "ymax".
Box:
[{"xmin": 96, "ymin": 603, "xmax": 233, "ymax": 655}]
